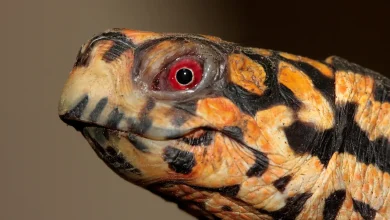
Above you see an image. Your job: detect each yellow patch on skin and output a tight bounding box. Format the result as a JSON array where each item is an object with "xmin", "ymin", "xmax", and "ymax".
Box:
[
  {"xmin": 279, "ymin": 52, "xmax": 334, "ymax": 79},
  {"xmin": 228, "ymin": 54, "xmax": 267, "ymax": 96},
  {"xmin": 284, "ymin": 157, "xmax": 323, "ymax": 195},
  {"xmin": 335, "ymin": 71, "xmax": 390, "ymax": 140},
  {"xmin": 238, "ymin": 177, "xmax": 286, "ymax": 211},
  {"xmin": 254, "ymin": 105, "xmax": 295, "ymax": 157},
  {"xmin": 278, "ymin": 61, "xmax": 334, "ymax": 130}
]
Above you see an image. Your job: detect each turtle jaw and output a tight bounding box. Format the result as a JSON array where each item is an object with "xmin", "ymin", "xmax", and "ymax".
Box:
[
  {"xmin": 59, "ymin": 114, "xmax": 213, "ymax": 185},
  {"xmin": 64, "ymin": 122, "xmax": 182, "ymax": 184}
]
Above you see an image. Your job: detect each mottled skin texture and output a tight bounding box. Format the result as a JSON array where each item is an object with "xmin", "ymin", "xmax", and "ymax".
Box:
[{"xmin": 58, "ymin": 29, "xmax": 390, "ymax": 220}]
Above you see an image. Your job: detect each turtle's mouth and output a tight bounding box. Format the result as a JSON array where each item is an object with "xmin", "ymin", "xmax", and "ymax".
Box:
[
  {"xmin": 59, "ymin": 114, "xmax": 216, "ymax": 154},
  {"xmin": 61, "ymin": 115, "xmax": 217, "ymax": 184},
  {"xmin": 59, "ymin": 113, "xmax": 206, "ymax": 141}
]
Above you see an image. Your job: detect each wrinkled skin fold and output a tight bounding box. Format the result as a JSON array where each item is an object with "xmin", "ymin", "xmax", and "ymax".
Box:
[{"xmin": 59, "ymin": 28, "xmax": 390, "ymax": 219}]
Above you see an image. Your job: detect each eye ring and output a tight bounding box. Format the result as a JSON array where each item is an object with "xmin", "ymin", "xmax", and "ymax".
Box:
[{"xmin": 166, "ymin": 58, "xmax": 203, "ymax": 91}]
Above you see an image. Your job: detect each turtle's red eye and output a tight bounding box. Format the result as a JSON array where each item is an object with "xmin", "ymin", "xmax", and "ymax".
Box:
[{"xmin": 167, "ymin": 58, "xmax": 203, "ymax": 90}]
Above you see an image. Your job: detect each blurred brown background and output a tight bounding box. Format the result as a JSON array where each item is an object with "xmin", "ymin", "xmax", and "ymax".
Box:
[{"xmin": 1, "ymin": 0, "xmax": 389, "ymax": 219}]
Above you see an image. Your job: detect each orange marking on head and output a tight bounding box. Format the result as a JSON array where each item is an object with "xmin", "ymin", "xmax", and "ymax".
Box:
[
  {"xmin": 185, "ymin": 133, "xmax": 257, "ymax": 187},
  {"xmin": 345, "ymin": 197, "xmax": 353, "ymax": 209},
  {"xmin": 243, "ymin": 120, "xmax": 262, "ymax": 146},
  {"xmin": 278, "ymin": 61, "xmax": 334, "ymax": 130},
  {"xmin": 252, "ymin": 48, "xmax": 273, "ymax": 57},
  {"xmin": 336, "ymin": 71, "xmax": 390, "ymax": 140},
  {"xmin": 338, "ymin": 154, "xmax": 390, "ymax": 211},
  {"xmin": 120, "ymin": 29, "xmax": 162, "ymax": 45},
  {"xmin": 280, "ymin": 52, "xmax": 334, "ymax": 78},
  {"xmin": 228, "ymin": 54, "xmax": 267, "ymax": 96},
  {"xmin": 197, "ymin": 98, "xmax": 241, "ymax": 128}
]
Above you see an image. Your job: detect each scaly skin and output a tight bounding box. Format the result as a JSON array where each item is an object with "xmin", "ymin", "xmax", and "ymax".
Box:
[{"xmin": 58, "ymin": 28, "xmax": 390, "ymax": 220}]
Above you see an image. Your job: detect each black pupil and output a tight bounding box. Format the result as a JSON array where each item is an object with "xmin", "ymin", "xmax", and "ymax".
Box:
[{"xmin": 176, "ymin": 68, "xmax": 193, "ymax": 85}]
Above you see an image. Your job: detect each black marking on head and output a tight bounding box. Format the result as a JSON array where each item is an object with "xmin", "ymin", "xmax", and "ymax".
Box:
[
  {"xmin": 102, "ymin": 129, "xmax": 110, "ymax": 140},
  {"xmin": 126, "ymin": 98, "xmax": 155, "ymax": 134},
  {"xmin": 191, "ymin": 185, "xmax": 241, "ymax": 197},
  {"xmin": 224, "ymin": 50, "xmax": 301, "ymax": 116},
  {"xmin": 74, "ymin": 47, "xmax": 87, "ymax": 67},
  {"xmin": 258, "ymin": 193, "xmax": 312, "ymax": 220},
  {"xmin": 105, "ymin": 146, "xmax": 126, "ymax": 165},
  {"xmin": 169, "ymin": 105, "xmax": 195, "ymax": 127},
  {"xmin": 221, "ymin": 126, "xmax": 269, "ymax": 177},
  {"xmin": 323, "ymin": 190, "xmax": 346, "ymax": 220},
  {"xmin": 127, "ymin": 117, "xmax": 153, "ymax": 134},
  {"xmin": 336, "ymin": 103, "xmax": 390, "ymax": 173},
  {"xmin": 63, "ymin": 95, "xmax": 89, "ymax": 120},
  {"xmin": 182, "ymin": 130, "xmax": 214, "ymax": 146},
  {"xmin": 241, "ymin": 50, "xmax": 277, "ymax": 87},
  {"xmin": 127, "ymin": 133, "xmax": 150, "ymax": 153},
  {"xmin": 279, "ymin": 55, "xmax": 335, "ymax": 103},
  {"xmin": 142, "ymin": 98, "xmax": 156, "ymax": 114},
  {"xmin": 242, "ymin": 50, "xmax": 302, "ymax": 111},
  {"xmin": 352, "ymin": 199, "xmax": 376, "ymax": 220},
  {"xmin": 89, "ymin": 97, "xmax": 108, "ymax": 122},
  {"xmin": 106, "ymin": 108, "xmax": 124, "ymax": 128},
  {"xmin": 223, "ymin": 83, "xmax": 301, "ymax": 117},
  {"xmin": 102, "ymin": 35, "xmax": 134, "ymax": 62},
  {"xmin": 83, "ymin": 132, "xmax": 141, "ymax": 175},
  {"xmin": 222, "ymin": 126, "xmax": 244, "ymax": 141},
  {"xmin": 74, "ymin": 31, "xmax": 134, "ymax": 67},
  {"xmin": 284, "ymin": 121, "xmax": 335, "ymax": 166},
  {"xmin": 273, "ymin": 175, "xmax": 292, "ymax": 192},
  {"xmin": 221, "ymin": 206, "xmax": 232, "ymax": 211},
  {"xmin": 171, "ymin": 113, "xmax": 191, "ymax": 127},
  {"xmin": 373, "ymin": 81, "xmax": 390, "ymax": 103},
  {"xmin": 330, "ymin": 56, "xmax": 379, "ymax": 76},
  {"xmin": 106, "ymin": 147, "xmax": 140, "ymax": 173},
  {"xmin": 163, "ymin": 146, "xmax": 196, "ymax": 174},
  {"xmin": 246, "ymin": 147, "xmax": 269, "ymax": 177},
  {"xmin": 169, "ymin": 101, "xmax": 199, "ymax": 127},
  {"xmin": 278, "ymin": 84, "xmax": 302, "ymax": 111},
  {"xmin": 175, "ymin": 100, "xmax": 198, "ymax": 114},
  {"xmin": 295, "ymin": 61, "xmax": 335, "ymax": 101}
]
